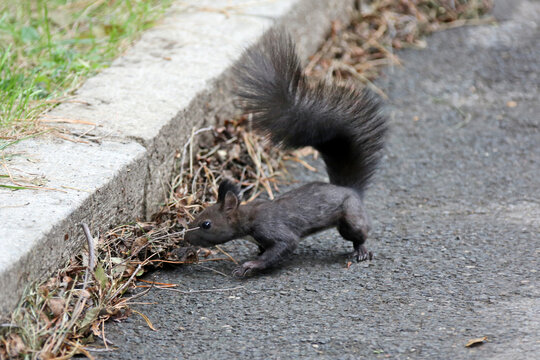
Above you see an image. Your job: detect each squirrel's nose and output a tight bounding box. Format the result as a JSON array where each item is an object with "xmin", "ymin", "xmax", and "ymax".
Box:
[
  {"xmin": 183, "ymin": 230, "xmax": 203, "ymax": 247},
  {"xmin": 183, "ymin": 230, "xmax": 194, "ymax": 243}
]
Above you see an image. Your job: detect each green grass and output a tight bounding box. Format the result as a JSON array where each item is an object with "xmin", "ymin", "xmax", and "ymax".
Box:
[{"xmin": 0, "ymin": 0, "xmax": 174, "ymax": 140}]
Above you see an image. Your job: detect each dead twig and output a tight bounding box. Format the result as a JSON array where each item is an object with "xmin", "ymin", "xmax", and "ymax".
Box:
[
  {"xmin": 108, "ymin": 262, "xmax": 146, "ymax": 302},
  {"xmin": 156, "ymin": 285, "xmax": 245, "ymax": 294},
  {"xmin": 81, "ymin": 223, "xmax": 96, "ymax": 285},
  {"xmin": 215, "ymin": 245, "xmax": 239, "ymax": 265},
  {"xmin": 178, "ymin": 126, "xmax": 213, "ymax": 188}
]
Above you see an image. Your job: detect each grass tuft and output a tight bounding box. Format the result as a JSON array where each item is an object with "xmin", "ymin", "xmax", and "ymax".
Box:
[{"xmin": 0, "ymin": 0, "xmax": 174, "ymax": 140}]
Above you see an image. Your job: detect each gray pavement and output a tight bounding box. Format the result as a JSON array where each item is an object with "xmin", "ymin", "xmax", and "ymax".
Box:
[{"xmin": 97, "ymin": 1, "xmax": 540, "ymax": 358}]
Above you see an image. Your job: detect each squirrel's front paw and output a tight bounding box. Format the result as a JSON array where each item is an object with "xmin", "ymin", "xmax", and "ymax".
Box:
[{"xmin": 232, "ymin": 260, "xmax": 262, "ymax": 278}]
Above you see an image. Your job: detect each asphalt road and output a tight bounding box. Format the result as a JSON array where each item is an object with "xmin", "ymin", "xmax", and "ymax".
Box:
[{"xmin": 97, "ymin": 1, "xmax": 539, "ymax": 359}]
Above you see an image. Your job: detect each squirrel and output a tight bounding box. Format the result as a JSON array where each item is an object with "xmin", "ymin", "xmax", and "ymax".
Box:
[{"xmin": 184, "ymin": 29, "xmax": 387, "ymax": 277}]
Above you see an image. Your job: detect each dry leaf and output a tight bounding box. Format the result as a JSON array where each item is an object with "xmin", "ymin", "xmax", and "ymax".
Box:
[
  {"xmin": 506, "ymin": 101, "xmax": 517, "ymax": 108},
  {"xmin": 465, "ymin": 336, "xmax": 488, "ymax": 347},
  {"xmin": 229, "ymin": 144, "xmax": 241, "ymax": 160},
  {"xmin": 91, "ymin": 321, "xmax": 102, "ymax": 337},
  {"xmin": 39, "ymin": 312, "xmax": 53, "ymax": 330},
  {"xmin": 7, "ymin": 334, "xmax": 25, "ymax": 357},
  {"xmin": 39, "ymin": 118, "xmax": 96, "ymax": 125},
  {"xmin": 198, "ymin": 248, "xmax": 213, "ymax": 258},
  {"xmin": 217, "ymin": 149, "xmax": 227, "ymax": 161},
  {"xmin": 123, "ymin": 264, "xmax": 138, "ymax": 278},
  {"xmin": 62, "ymin": 275, "xmax": 73, "ymax": 284},
  {"xmin": 170, "ymin": 246, "xmax": 198, "ymax": 263},
  {"xmin": 132, "ymin": 310, "xmax": 157, "ymax": 331},
  {"xmin": 131, "ymin": 237, "xmax": 149, "ymax": 256},
  {"xmin": 94, "ymin": 264, "xmax": 108, "ymax": 288},
  {"xmin": 48, "ymin": 297, "xmax": 66, "ymax": 317},
  {"xmin": 80, "ymin": 307, "xmax": 101, "ymax": 330},
  {"xmin": 39, "ymin": 284, "xmax": 50, "ymax": 297},
  {"xmin": 78, "ymin": 289, "xmax": 92, "ymax": 299},
  {"xmin": 292, "ymin": 147, "xmax": 317, "ymax": 158}
]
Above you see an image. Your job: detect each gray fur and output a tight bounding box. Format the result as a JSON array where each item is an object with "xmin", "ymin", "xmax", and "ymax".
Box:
[
  {"xmin": 233, "ymin": 29, "xmax": 387, "ymax": 193},
  {"xmin": 184, "ymin": 30, "xmax": 387, "ymax": 277}
]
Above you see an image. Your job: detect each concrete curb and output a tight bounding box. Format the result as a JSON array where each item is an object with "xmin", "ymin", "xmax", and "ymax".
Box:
[{"xmin": 0, "ymin": 0, "xmax": 355, "ymax": 317}]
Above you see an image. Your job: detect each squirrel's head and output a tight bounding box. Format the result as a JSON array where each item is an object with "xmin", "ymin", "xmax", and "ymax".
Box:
[{"xmin": 184, "ymin": 179, "xmax": 241, "ymax": 248}]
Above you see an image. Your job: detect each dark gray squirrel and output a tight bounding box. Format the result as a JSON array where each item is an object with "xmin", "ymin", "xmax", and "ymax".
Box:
[{"xmin": 184, "ymin": 29, "xmax": 387, "ymax": 277}]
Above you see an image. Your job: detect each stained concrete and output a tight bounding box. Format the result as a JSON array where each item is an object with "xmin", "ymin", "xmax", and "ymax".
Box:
[{"xmin": 0, "ymin": 0, "xmax": 355, "ymax": 317}]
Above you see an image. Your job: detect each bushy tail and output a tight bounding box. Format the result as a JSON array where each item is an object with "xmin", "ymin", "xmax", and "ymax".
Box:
[{"xmin": 232, "ymin": 29, "xmax": 387, "ymax": 194}]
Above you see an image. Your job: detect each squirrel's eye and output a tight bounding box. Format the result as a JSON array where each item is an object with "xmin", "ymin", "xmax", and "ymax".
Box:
[{"xmin": 201, "ymin": 220, "xmax": 212, "ymax": 230}]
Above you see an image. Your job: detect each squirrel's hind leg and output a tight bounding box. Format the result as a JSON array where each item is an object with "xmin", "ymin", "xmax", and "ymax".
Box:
[{"xmin": 338, "ymin": 196, "xmax": 373, "ymax": 262}]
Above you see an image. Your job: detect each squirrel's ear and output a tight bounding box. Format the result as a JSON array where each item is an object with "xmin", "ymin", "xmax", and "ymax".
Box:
[
  {"xmin": 218, "ymin": 179, "xmax": 240, "ymax": 203},
  {"xmin": 222, "ymin": 191, "xmax": 239, "ymax": 213}
]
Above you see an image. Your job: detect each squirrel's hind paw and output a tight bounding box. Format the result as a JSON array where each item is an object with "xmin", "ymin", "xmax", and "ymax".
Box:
[{"xmin": 353, "ymin": 245, "xmax": 373, "ymax": 262}]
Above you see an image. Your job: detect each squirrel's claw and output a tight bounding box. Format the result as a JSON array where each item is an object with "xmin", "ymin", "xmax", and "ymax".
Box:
[
  {"xmin": 354, "ymin": 245, "xmax": 373, "ymax": 262},
  {"xmin": 231, "ymin": 266, "xmax": 247, "ymax": 278},
  {"xmin": 232, "ymin": 260, "xmax": 262, "ymax": 278}
]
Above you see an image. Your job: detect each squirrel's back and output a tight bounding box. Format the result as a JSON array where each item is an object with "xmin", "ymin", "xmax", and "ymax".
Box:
[{"xmin": 233, "ymin": 29, "xmax": 387, "ymax": 194}]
